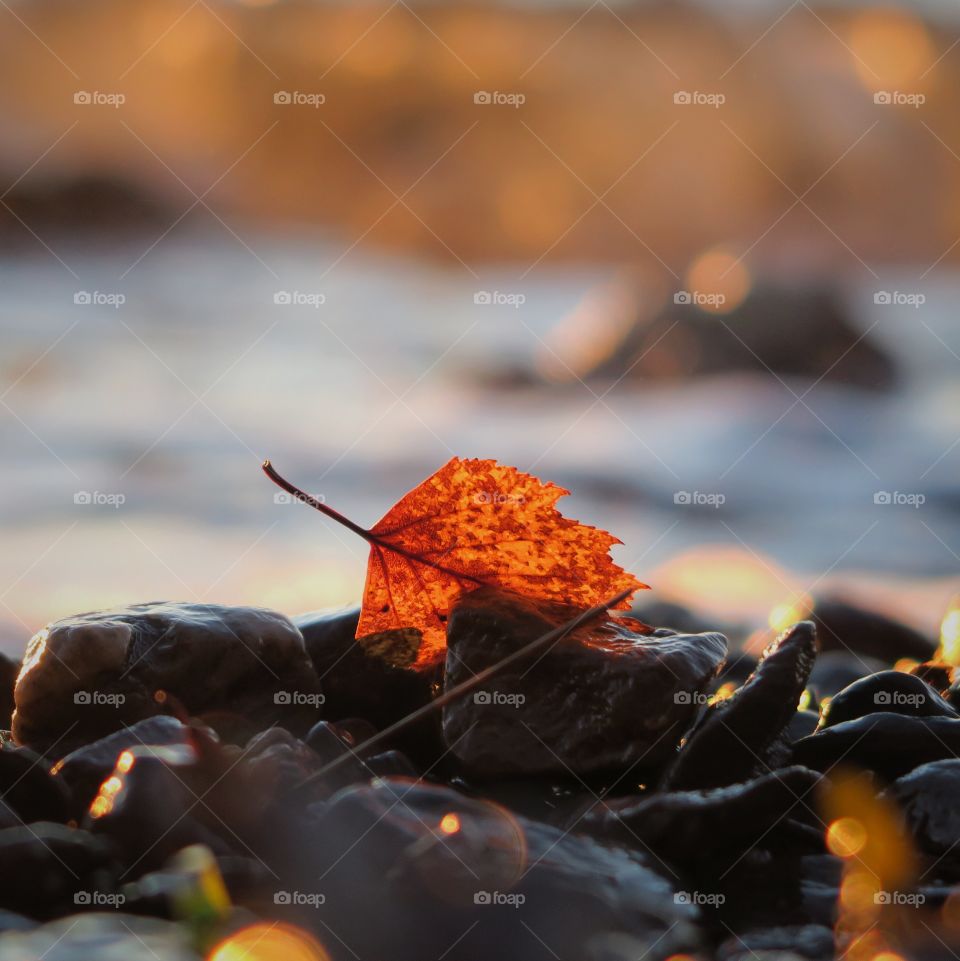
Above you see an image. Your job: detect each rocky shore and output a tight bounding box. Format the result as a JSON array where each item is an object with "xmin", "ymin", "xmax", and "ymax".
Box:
[{"xmin": 0, "ymin": 592, "xmax": 958, "ymax": 959}]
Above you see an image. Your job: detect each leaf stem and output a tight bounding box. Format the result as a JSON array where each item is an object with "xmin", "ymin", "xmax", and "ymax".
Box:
[{"xmin": 262, "ymin": 460, "xmax": 372, "ymax": 541}]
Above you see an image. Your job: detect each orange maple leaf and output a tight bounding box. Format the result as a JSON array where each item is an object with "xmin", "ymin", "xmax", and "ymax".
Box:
[{"xmin": 263, "ymin": 457, "xmax": 647, "ymax": 668}]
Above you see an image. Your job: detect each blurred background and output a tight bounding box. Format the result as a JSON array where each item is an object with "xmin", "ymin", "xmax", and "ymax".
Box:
[{"xmin": 2, "ymin": 0, "xmax": 960, "ymax": 653}]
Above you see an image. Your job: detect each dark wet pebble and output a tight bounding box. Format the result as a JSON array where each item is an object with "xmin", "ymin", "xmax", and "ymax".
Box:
[
  {"xmin": 13, "ymin": 602, "xmax": 323, "ymax": 756},
  {"xmin": 812, "ymin": 597, "xmax": 934, "ymax": 663},
  {"xmin": 84, "ymin": 744, "xmax": 233, "ymax": 876},
  {"xmin": 0, "ymin": 742, "xmax": 70, "ymax": 823},
  {"xmin": 51, "ymin": 716, "xmax": 195, "ymax": 817},
  {"xmin": 662, "ymin": 621, "xmax": 817, "ymax": 791},
  {"xmin": 883, "ymin": 759, "xmax": 960, "ymax": 859},
  {"xmin": 0, "ymin": 822, "xmax": 120, "ymax": 919},
  {"xmin": 794, "ymin": 712, "xmax": 960, "ymax": 780},
  {"xmin": 818, "ymin": 670, "xmax": 958, "ymax": 729},
  {"xmin": 295, "ymin": 607, "xmax": 443, "ymax": 764},
  {"xmin": 443, "ymin": 587, "xmax": 727, "ymax": 777},
  {"xmin": 581, "ymin": 766, "xmax": 822, "ymax": 869}
]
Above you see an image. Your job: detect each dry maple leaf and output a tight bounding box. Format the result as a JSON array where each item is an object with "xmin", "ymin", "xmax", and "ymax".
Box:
[{"xmin": 263, "ymin": 457, "xmax": 646, "ymax": 668}]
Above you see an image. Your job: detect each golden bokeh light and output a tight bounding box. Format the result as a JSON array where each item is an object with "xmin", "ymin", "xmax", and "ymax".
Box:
[
  {"xmin": 439, "ymin": 813, "xmax": 461, "ymax": 835},
  {"xmin": 938, "ymin": 601, "xmax": 960, "ymax": 666},
  {"xmin": 848, "ymin": 8, "xmax": 934, "ymax": 92},
  {"xmin": 684, "ymin": 247, "xmax": 751, "ymax": 315},
  {"xmin": 208, "ymin": 924, "xmax": 330, "ymax": 961},
  {"xmin": 827, "ymin": 817, "xmax": 868, "ymax": 858}
]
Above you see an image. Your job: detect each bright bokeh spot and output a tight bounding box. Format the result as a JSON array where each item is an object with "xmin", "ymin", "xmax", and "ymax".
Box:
[
  {"xmin": 938, "ymin": 603, "xmax": 960, "ymax": 666},
  {"xmin": 827, "ymin": 817, "xmax": 868, "ymax": 858},
  {"xmin": 849, "ymin": 8, "xmax": 934, "ymax": 91},
  {"xmin": 208, "ymin": 924, "xmax": 330, "ymax": 961},
  {"xmin": 684, "ymin": 247, "xmax": 751, "ymax": 315},
  {"xmin": 116, "ymin": 751, "xmax": 135, "ymax": 774},
  {"xmin": 768, "ymin": 594, "xmax": 813, "ymax": 632},
  {"xmin": 439, "ymin": 813, "xmax": 461, "ymax": 835}
]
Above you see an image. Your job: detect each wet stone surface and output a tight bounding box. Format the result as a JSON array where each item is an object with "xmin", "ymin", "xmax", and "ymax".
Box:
[{"xmin": 442, "ymin": 587, "xmax": 727, "ymax": 777}]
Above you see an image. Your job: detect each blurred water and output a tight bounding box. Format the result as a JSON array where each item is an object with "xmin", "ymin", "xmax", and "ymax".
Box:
[{"xmin": 1, "ymin": 230, "xmax": 958, "ymax": 651}]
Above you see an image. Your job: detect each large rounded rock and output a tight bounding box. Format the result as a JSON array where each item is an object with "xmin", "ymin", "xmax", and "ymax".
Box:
[
  {"xmin": 298, "ymin": 777, "xmax": 700, "ymax": 961},
  {"xmin": 443, "ymin": 588, "xmax": 727, "ymax": 777},
  {"xmin": 13, "ymin": 602, "xmax": 322, "ymax": 755}
]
